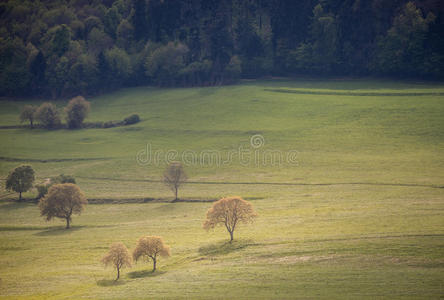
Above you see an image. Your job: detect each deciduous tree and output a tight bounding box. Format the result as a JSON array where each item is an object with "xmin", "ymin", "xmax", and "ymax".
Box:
[
  {"xmin": 133, "ymin": 236, "xmax": 170, "ymax": 272},
  {"xmin": 203, "ymin": 196, "xmax": 257, "ymax": 242},
  {"xmin": 19, "ymin": 105, "xmax": 37, "ymax": 128},
  {"xmin": 38, "ymin": 183, "xmax": 87, "ymax": 229},
  {"xmin": 6, "ymin": 165, "xmax": 35, "ymax": 201},
  {"xmin": 102, "ymin": 242, "xmax": 132, "ymax": 280},
  {"xmin": 64, "ymin": 96, "xmax": 91, "ymax": 129},
  {"xmin": 163, "ymin": 161, "xmax": 187, "ymax": 202},
  {"xmin": 35, "ymin": 102, "xmax": 61, "ymax": 129}
]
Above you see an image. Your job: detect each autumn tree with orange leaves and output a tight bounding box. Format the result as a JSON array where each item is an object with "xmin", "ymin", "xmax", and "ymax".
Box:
[
  {"xmin": 203, "ymin": 196, "xmax": 257, "ymax": 242},
  {"xmin": 133, "ymin": 236, "xmax": 170, "ymax": 272},
  {"xmin": 102, "ymin": 242, "xmax": 132, "ymax": 280}
]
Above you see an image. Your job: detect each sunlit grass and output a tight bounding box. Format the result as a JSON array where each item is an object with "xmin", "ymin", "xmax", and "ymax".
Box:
[{"xmin": 0, "ymin": 79, "xmax": 443, "ymax": 298}]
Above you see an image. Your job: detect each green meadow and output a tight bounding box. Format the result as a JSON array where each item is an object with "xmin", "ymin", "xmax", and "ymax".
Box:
[{"xmin": 0, "ymin": 79, "xmax": 443, "ymax": 299}]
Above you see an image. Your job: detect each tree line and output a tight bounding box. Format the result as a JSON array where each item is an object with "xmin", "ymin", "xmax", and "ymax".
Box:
[
  {"xmin": 1, "ymin": 0, "xmax": 443, "ymax": 98},
  {"xmin": 19, "ymin": 95, "xmax": 140, "ymax": 129}
]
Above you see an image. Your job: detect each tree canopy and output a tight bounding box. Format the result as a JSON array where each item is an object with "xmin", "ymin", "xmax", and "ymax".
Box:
[
  {"xmin": 64, "ymin": 96, "xmax": 91, "ymax": 128},
  {"xmin": 203, "ymin": 196, "xmax": 257, "ymax": 242},
  {"xmin": 1, "ymin": 0, "xmax": 443, "ymax": 98},
  {"xmin": 133, "ymin": 236, "xmax": 170, "ymax": 272},
  {"xmin": 5, "ymin": 165, "xmax": 35, "ymax": 201},
  {"xmin": 38, "ymin": 183, "xmax": 87, "ymax": 229}
]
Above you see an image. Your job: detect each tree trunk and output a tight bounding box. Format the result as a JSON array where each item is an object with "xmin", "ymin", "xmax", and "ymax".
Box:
[
  {"xmin": 174, "ymin": 188, "xmax": 178, "ymax": 202},
  {"xmin": 19, "ymin": 191, "xmax": 22, "ymax": 201},
  {"xmin": 152, "ymin": 258, "xmax": 156, "ymax": 272},
  {"xmin": 116, "ymin": 266, "xmax": 120, "ymax": 280},
  {"xmin": 229, "ymin": 230, "xmax": 234, "ymax": 243},
  {"xmin": 30, "ymin": 120, "xmax": 33, "ymax": 129},
  {"xmin": 66, "ymin": 217, "xmax": 70, "ymax": 229}
]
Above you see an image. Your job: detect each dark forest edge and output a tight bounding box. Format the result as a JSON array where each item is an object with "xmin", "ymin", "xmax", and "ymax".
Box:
[{"xmin": 1, "ymin": 0, "xmax": 444, "ymax": 99}]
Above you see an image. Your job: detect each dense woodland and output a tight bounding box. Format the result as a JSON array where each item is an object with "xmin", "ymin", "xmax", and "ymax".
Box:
[{"xmin": 1, "ymin": 0, "xmax": 443, "ymax": 98}]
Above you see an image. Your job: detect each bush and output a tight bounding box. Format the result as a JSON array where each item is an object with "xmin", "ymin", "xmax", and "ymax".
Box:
[
  {"xmin": 36, "ymin": 174, "xmax": 76, "ymax": 199},
  {"xmin": 51, "ymin": 174, "xmax": 76, "ymax": 184},
  {"xmin": 123, "ymin": 114, "xmax": 140, "ymax": 125},
  {"xmin": 83, "ymin": 121, "xmax": 103, "ymax": 129},
  {"xmin": 36, "ymin": 184, "xmax": 48, "ymax": 199},
  {"xmin": 103, "ymin": 120, "xmax": 118, "ymax": 128}
]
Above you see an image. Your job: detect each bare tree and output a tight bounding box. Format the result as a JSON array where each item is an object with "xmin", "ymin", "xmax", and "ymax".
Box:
[
  {"xmin": 163, "ymin": 161, "xmax": 187, "ymax": 202},
  {"xmin": 38, "ymin": 183, "xmax": 87, "ymax": 229},
  {"xmin": 102, "ymin": 242, "xmax": 132, "ymax": 280},
  {"xmin": 133, "ymin": 236, "xmax": 170, "ymax": 272},
  {"xmin": 203, "ymin": 196, "xmax": 257, "ymax": 242}
]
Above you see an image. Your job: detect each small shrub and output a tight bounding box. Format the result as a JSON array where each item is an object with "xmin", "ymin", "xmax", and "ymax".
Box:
[
  {"xmin": 103, "ymin": 121, "xmax": 117, "ymax": 128},
  {"xmin": 103, "ymin": 120, "xmax": 124, "ymax": 128},
  {"xmin": 123, "ymin": 114, "xmax": 140, "ymax": 125},
  {"xmin": 83, "ymin": 122, "xmax": 103, "ymax": 128},
  {"xmin": 36, "ymin": 184, "xmax": 49, "ymax": 199},
  {"xmin": 51, "ymin": 174, "xmax": 76, "ymax": 184}
]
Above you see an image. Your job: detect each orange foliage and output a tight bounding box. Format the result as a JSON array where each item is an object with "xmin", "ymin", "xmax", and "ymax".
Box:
[
  {"xmin": 101, "ymin": 242, "xmax": 132, "ymax": 280},
  {"xmin": 133, "ymin": 236, "xmax": 170, "ymax": 271},
  {"xmin": 203, "ymin": 196, "xmax": 257, "ymax": 242}
]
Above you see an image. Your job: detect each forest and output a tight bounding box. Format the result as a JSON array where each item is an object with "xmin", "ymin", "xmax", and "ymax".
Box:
[{"xmin": 1, "ymin": 0, "xmax": 443, "ymax": 98}]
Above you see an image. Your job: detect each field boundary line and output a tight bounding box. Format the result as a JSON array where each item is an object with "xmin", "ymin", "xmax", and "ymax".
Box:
[{"xmin": 76, "ymin": 176, "xmax": 444, "ymax": 189}]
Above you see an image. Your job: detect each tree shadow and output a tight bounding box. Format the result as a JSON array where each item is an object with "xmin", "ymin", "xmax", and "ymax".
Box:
[
  {"xmin": 0, "ymin": 201, "xmax": 36, "ymax": 211},
  {"xmin": 127, "ymin": 269, "xmax": 166, "ymax": 279},
  {"xmin": 96, "ymin": 279, "xmax": 126, "ymax": 287},
  {"xmin": 198, "ymin": 239, "xmax": 256, "ymax": 256},
  {"xmin": 34, "ymin": 225, "xmax": 86, "ymax": 236}
]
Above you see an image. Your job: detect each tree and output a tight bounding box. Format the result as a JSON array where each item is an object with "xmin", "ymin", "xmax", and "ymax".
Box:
[
  {"xmin": 105, "ymin": 47, "xmax": 132, "ymax": 85},
  {"xmin": 101, "ymin": 242, "xmax": 132, "ymax": 280},
  {"xmin": 145, "ymin": 42, "xmax": 189, "ymax": 86},
  {"xmin": 19, "ymin": 105, "xmax": 37, "ymax": 128},
  {"xmin": 163, "ymin": 161, "xmax": 187, "ymax": 202},
  {"xmin": 35, "ymin": 102, "xmax": 61, "ymax": 129},
  {"xmin": 133, "ymin": 236, "xmax": 170, "ymax": 272},
  {"xmin": 203, "ymin": 196, "xmax": 257, "ymax": 242},
  {"xmin": 38, "ymin": 183, "xmax": 87, "ymax": 229},
  {"xmin": 64, "ymin": 96, "xmax": 91, "ymax": 129},
  {"xmin": 51, "ymin": 24, "xmax": 71, "ymax": 57},
  {"xmin": 6, "ymin": 165, "xmax": 35, "ymax": 201},
  {"xmin": 373, "ymin": 2, "xmax": 436, "ymax": 76}
]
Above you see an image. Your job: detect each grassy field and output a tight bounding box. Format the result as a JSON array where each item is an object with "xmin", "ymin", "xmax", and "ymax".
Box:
[{"xmin": 0, "ymin": 79, "xmax": 443, "ymax": 298}]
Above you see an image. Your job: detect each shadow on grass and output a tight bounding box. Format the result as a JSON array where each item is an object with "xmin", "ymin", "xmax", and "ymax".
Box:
[
  {"xmin": 34, "ymin": 225, "xmax": 86, "ymax": 236},
  {"xmin": 96, "ymin": 279, "xmax": 126, "ymax": 287},
  {"xmin": 127, "ymin": 269, "xmax": 165, "ymax": 279},
  {"xmin": 198, "ymin": 239, "xmax": 256, "ymax": 256},
  {"xmin": 0, "ymin": 201, "xmax": 36, "ymax": 211}
]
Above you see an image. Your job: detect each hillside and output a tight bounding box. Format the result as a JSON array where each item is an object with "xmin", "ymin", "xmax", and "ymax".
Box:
[{"xmin": 0, "ymin": 79, "xmax": 443, "ymax": 298}]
